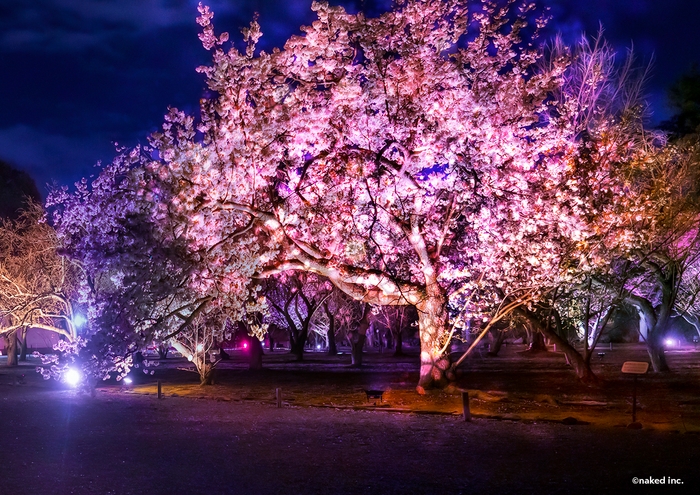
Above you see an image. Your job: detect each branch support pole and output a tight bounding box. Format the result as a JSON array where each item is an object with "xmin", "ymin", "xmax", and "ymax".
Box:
[{"xmin": 632, "ymin": 375, "xmax": 637, "ymax": 423}]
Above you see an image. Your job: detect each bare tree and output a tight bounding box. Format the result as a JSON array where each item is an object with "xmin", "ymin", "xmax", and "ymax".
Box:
[
  {"xmin": 264, "ymin": 273, "xmax": 332, "ymax": 361},
  {"xmin": 372, "ymin": 305, "xmax": 417, "ymax": 357},
  {"xmin": 0, "ymin": 203, "xmax": 81, "ymax": 366}
]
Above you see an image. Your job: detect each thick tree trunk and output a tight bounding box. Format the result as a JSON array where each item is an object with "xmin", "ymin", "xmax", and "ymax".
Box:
[
  {"xmin": 625, "ymin": 296, "xmax": 670, "ymax": 373},
  {"xmin": 3, "ymin": 331, "xmax": 18, "ymax": 367},
  {"xmin": 19, "ymin": 327, "xmax": 29, "ymax": 361},
  {"xmin": 546, "ymin": 328, "xmax": 599, "ymax": 386},
  {"xmin": 583, "ymin": 306, "xmax": 613, "ymax": 366},
  {"xmin": 350, "ymin": 304, "xmax": 371, "ymax": 367},
  {"xmin": 649, "ymin": 314, "xmax": 671, "ymax": 372},
  {"xmin": 199, "ymin": 363, "xmax": 215, "ymax": 385},
  {"xmin": 350, "ymin": 334, "xmax": 365, "ymax": 366},
  {"xmin": 516, "ymin": 308, "xmax": 599, "ymax": 385},
  {"xmin": 487, "ymin": 329, "xmax": 507, "ymax": 357},
  {"xmin": 290, "ymin": 328, "xmax": 308, "ymax": 361},
  {"xmin": 157, "ymin": 343, "xmax": 169, "ymax": 359},
  {"xmin": 170, "ymin": 341, "xmax": 215, "ymax": 385},
  {"xmin": 325, "ymin": 302, "xmax": 338, "ymax": 356},
  {"xmin": 526, "ymin": 332, "xmax": 548, "ymax": 352},
  {"xmin": 327, "ymin": 322, "xmax": 337, "ymax": 357},
  {"xmin": 393, "ymin": 328, "xmax": 404, "ymax": 357},
  {"xmin": 197, "ymin": 351, "xmax": 215, "ymax": 385},
  {"xmin": 415, "ymin": 287, "xmax": 452, "ymax": 393},
  {"xmin": 249, "ymin": 337, "xmax": 263, "ymax": 370},
  {"xmin": 218, "ymin": 346, "xmax": 230, "ymax": 360},
  {"xmin": 133, "ymin": 351, "xmax": 144, "ymax": 368},
  {"xmin": 647, "ymin": 337, "xmax": 670, "ymax": 373}
]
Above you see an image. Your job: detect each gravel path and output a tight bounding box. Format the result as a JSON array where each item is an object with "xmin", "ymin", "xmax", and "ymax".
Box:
[{"xmin": 1, "ymin": 385, "xmax": 697, "ymax": 494}]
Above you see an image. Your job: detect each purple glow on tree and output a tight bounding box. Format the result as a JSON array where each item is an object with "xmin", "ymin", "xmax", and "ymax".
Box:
[{"xmin": 45, "ymin": 1, "xmax": 691, "ymax": 391}]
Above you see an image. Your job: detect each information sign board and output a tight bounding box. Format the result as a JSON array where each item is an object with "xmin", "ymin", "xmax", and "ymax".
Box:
[{"xmin": 621, "ymin": 361, "xmax": 649, "ymax": 374}]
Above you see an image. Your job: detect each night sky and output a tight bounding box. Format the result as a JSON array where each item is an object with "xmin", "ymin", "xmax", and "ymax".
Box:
[{"xmin": 2, "ymin": 0, "xmax": 699, "ymax": 195}]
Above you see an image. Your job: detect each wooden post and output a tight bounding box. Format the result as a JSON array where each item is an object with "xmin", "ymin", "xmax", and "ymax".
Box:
[
  {"xmin": 157, "ymin": 380, "xmax": 162, "ymax": 399},
  {"xmin": 632, "ymin": 375, "xmax": 638, "ymax": 423},
  {"xmin": 462, "ymin": 391, "xmax": 471, "ymax": 422},
  {"xmin": 276, "ymin": 388, "xmax": 282, "ymax": 408}
]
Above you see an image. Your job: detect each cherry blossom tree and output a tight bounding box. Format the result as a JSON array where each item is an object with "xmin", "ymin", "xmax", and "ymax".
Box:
[
  {"xmin": 447, "ymin": 30, "xmax": 663, "ymax": 383},
  {"xmin": 315, "ymin": 289, "xmax": 364, "ymax": 356},
  {"xmin": 500, "ymin": 136, "xmax": 700, "ymax": 378},
  {"xmin": 47, "ymin": 149, "xmax": 266, "ymax": 383},
  {"xmin": 45, "ymin": 1, "xmax": 683, "ymax": 391},
  {"xmin": 169, "ymin": 307, "xmax": 268, "ymax": 384},
  {"xmin": 616, "ymin": 140, "xmax": 700, "ymax": 371},
  {"xmin": 148, "ymin": 0, "xmax": 579, "ymax": 391},
  {"xmin": 264, "ymin": 273, "xmax": 333, "ymax": 360},
  {"xmin": 372, "ymin": 304, "xmax": 417, "ymax": 357},
  {"xmin": 676, "ymin": 256, "xmax": 700, "ymax": 341}
]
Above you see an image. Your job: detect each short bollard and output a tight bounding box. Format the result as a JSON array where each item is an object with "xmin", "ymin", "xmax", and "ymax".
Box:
[
  {"xmin": 462, "ymin": 391, "xmax": 471, "ymax": 422},
  {"xmin": 157, "ymin": 380, "xmax": 162, "ymax": 399},
  {"xmin": 276, "ymin": 388, "xmax": 282, "ymax": 408}
]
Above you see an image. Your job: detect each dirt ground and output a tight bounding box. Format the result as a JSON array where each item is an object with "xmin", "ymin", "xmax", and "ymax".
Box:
[
  {"xmin": 110, "ymin": 343, "xmax": 700, "ymax": 432},
  {"xmin": 1, "ymin": 343, "xmax": 699, "ymax": 494}
]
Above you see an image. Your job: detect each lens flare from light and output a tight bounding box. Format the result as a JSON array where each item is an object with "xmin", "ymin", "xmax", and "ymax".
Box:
[
  {"xmin": 665, "ymin": 339, "xmax": 674, "ymax": 347},
  {"xmin": 64, "ymin": 368, "xmax": 81, "ymax": 387},
  {"xmin": 243, "ymin": 343, "xmax": 248, "ymax": 349},
  {"xmin": 123, "ymin": 377, "xmax": 133, "ymax": 385}
]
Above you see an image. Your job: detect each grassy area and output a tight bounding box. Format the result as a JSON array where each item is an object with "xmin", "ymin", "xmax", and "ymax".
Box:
[{"xmin": 75, "ymin": 342, "xmax": 700, "ymax": 433}]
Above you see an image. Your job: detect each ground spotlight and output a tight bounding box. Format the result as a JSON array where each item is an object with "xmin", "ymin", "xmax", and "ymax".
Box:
[
  {"xmin": 73, "ymin": 314, "xmax": 87, "ymax": 328},
  {"xmin": 64, "ymin": 368, "xmax": 82, "ymax": 387}
]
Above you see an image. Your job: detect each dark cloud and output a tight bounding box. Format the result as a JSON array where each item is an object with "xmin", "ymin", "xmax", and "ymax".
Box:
[
  {"xmin": 0, "ymin": 0, "xmax": 241, "ymax": 52},
  {"xmin": 0, "ymin": 0, "xmax": 327, "ymax": 191}
]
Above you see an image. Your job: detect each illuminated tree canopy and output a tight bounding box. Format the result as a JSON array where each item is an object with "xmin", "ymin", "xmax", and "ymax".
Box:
[
  {"xmin": 0, "ymin": 203, "xmax": 81, "ymax": 366},
  {"xmin": 142, "ymin": 0, "xmax": 615, "ymax": 390},
  {"xmin": 44, "ymin": 1, "xmax": 700, "ymax": 390}
]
